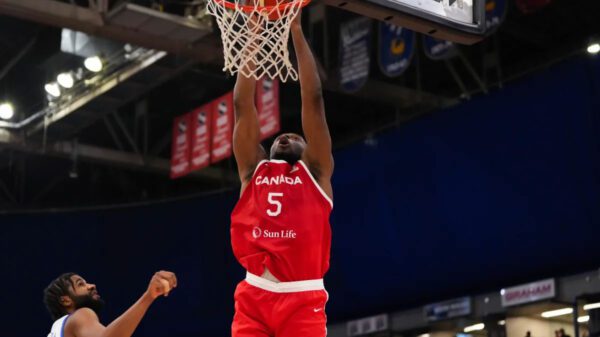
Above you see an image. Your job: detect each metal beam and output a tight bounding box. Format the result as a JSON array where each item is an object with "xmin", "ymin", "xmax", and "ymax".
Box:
[
  {"xmin": 444, "ymin": 60, "xmax": 470, "ymax": 99},
  {"xmin": 458, "ymin": 51, "xmax": 488, "ymax": 94},
  {"xmin": 26, "ymin": 50, "xmax": 168, "ymax": 134},
  {"xmin": 0, "ymin": 37, "xmax": 36, "ymax": 82},
  {"xmin": 14, "ymin": 53, "xmax": 197, "ymax": 135},
  {"xmin": 111, "ymin": 112, "xmax": 142, "ymax": 156},
  {"xmin": 0, "ymin": 137, "xmax": 237, "ymax": 182},
  {"xmin": 323, "ymin": 79, "xmax": 458, "ymax": 110},
  {"xmin": 0, "ymin": 176, "xmax": 17, "ymax": 203},
  {"xmin": 0, "ymin": 0, "xmax": 223, "ymax": 63},
  {"xmin": 103, "ymin": 116, "xmax": 125, "ymax": 151},
  {"xmin": 0, "ymin": 0, "xmax": 103, "ymax": 26},
  {"xmin": 31, "ymin": 175, "xmax": 65, "ymax": 203},
  {"xmin": 150, "ymin": 130, "xmax": 173, "ymax": 156}
]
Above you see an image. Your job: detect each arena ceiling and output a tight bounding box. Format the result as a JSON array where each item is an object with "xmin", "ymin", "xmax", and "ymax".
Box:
[{"xmin": 0, "ymin": 0, "xmax": 598, "ymax": 209}]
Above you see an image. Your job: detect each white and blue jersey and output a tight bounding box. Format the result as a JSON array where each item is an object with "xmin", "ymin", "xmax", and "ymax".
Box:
[{"xmin": 47, "ymin": 315, "xmax": 69, "ymax": 337}]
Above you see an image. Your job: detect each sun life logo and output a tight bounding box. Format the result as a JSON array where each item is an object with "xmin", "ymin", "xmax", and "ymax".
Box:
[{"xmin": 252, "ymin": 227, "xmax": 262, "ymax": 239}]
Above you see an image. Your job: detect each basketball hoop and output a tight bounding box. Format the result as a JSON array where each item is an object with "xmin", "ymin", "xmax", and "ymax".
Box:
[{"xmin": 207, "ymin": 0, "xmax": 310, "ymax": 82}]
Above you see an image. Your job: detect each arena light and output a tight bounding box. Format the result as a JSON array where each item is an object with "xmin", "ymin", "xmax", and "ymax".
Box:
[
  {"xmin": 578, "ymin": 316, "xmax": 590, "ymax": 323},
  {"xmin": 584, "ymin": 302, "xmax": 600, "ymax": 311},
  {"xmin": 464, "ymin": 323, "xmax": 485, "ymax": 333},
  {"xmin": 44, "ymin": 82, "xmax": 61, "ymax": 97},
  {"xmin": 57, "ymin": 72, "xmax": 75, "ymax": 88},
  {"xmin": 498, "ymin": 320, "xmax": 506, "ymax": 326},
  {"xmin": 588, "ymin": 43, "xmax": 600, "ymax": 55},
  {"xmin": 84, "ymin": 56, "xmax": 103, "ymax": 72},
  {"xmin": 0, "ymin": 102, "xmax": 14, "ymax": 120},
  {"xmin": 541, "ymin": 308, "xmax": 573, "ymax": 318}
]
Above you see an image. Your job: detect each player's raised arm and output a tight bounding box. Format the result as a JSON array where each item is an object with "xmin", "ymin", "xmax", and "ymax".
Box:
[
  {"xmin": 233, "ymin": 66, "xmax": 267, "ymax": 188},
  {"xmin": 291, "ymin": 14, "xmax": 334, "ymax": 185}
]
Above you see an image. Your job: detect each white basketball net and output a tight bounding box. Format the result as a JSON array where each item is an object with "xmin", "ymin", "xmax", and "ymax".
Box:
[{"xmin": 207, "ymin": 0, "xmax": 305, "ymax": 82}]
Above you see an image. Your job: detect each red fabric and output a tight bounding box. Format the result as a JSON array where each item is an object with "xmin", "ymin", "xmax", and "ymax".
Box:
[
  {"xmin": 189, "ymin": 103, "xmax": 212, "ymax": 171},
  {"xmin": 170, "ymin": 113, "xmax": 192, "ymax": 178},
  {"xmin": 211, "ymin": 92, "xmax": 234, "ymax": 163},
  {"xmin": 515, "ymin": 0, "xmax": 552, "ymax": 14},
  {"xmin": 231, "ymin": 281, "xmax": 328, "ymax": 337},
  {"xmin": 230, "ymin": 160, "xmax": 332, "ymax": 282},
  {"xmin": 256, "ymin": 77, "xmax": 280, "ymax": 140}
]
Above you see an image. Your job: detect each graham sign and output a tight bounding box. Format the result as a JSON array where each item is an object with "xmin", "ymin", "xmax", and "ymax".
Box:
[{"xmin": 501, "ymin": 278, "xmax": 555, "ymax": 307}]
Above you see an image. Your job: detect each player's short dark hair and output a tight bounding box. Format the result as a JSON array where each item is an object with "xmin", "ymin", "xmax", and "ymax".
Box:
[{"xmin": 43, "ymin": 272, "xmax": 76, "ymax": 321}]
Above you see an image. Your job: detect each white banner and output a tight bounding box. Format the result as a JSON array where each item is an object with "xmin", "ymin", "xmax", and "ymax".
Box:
[
  {"xmin": 347, "ymin": 314, "xmax": 388, "ymax": 336},
  {"xmin": 425, "ymin": 297, "xmax": 471, "ymax": 321},
  {"xmin": 501, "ymin": 278, "xmax": 555, "ymax": 307}
]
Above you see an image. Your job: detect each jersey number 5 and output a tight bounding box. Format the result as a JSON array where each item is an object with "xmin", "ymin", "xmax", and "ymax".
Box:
[{"xmin": 267, "ymin": 192, "xmax": 283, "ymax": 216}]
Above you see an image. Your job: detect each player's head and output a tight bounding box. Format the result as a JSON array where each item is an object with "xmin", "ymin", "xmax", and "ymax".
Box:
[
  {"xmin": 43, "ymin": 273, "xmax": 105, "ymax": 320},
  {"xmin": 270, "ymin": 133, "xmax": 306, "ymax": 164}
]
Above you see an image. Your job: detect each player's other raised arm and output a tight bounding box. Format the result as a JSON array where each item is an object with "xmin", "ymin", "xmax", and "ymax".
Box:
[{"xmin": 291, "ymin": 15, "xmax": 334, "ymax": 182}]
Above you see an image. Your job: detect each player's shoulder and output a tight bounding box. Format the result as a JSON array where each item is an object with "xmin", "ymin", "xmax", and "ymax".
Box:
[
  {"xmin": 63, "ymin": 308, "xmax": 101, "ymax": 337},
  {"xmin": 67, "ymin": 308, "xmax": 100, "ymax": 326}
]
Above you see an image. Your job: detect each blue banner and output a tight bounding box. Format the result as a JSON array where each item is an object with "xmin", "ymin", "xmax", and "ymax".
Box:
[
  {"xmin": 378, "ymin": 23, "xmax": 415, "ymax": 78},
  {"xmin": 339, "ymin": 17, "xmax": 372, "ymax": 92},
  {"xmin": 423, "ymin": 35, "xmax": 458, "ymax": 61},
  {"xmin": 485, "ymin": 0, "xmax": 507, "ymax": 34}
]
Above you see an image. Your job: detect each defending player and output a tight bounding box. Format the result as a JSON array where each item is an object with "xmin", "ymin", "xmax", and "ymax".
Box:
[{"xmin": 44, "ymin": 271, "xmax": 177, "ymax": 337}]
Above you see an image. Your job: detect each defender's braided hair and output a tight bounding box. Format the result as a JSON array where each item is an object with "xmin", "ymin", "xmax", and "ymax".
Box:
[{"xmin": 43, "ymin": 273, "xmax": 76, "ymax": 321}]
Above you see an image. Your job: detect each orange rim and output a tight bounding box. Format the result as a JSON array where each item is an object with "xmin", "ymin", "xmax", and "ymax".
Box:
[{"xmin": 212, "ymin": 0, "xmax": 311, "ymax": 13}]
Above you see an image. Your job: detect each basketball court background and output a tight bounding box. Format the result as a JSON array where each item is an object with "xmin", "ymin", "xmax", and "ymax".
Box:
[{"xmin": 0, "ymin": 1, "xmax": 599, "ymax": 337}]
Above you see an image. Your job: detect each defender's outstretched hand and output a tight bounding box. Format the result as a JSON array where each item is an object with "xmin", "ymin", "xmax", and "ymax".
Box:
[{"xmin": 146, "ymin": 270, "xmax": 177, "ymax": 299}]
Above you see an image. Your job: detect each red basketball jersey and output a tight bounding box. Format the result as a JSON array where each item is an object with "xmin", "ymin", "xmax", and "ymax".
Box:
[{"xmin": 231, "ymin": 159, "xmax": 333, "ymax": 282}]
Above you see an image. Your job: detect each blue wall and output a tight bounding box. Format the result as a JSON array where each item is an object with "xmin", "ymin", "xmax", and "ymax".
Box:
[
  {"xmin": 329, "ymin": 55, "xmax": 600, "ymax": 316},
  {"xmin": 2, "ymin": 56, "xmax": 599, "ymax": 337}
]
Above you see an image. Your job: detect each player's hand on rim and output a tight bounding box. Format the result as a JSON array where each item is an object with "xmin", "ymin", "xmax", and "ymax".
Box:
[
  {"xmin": 146, "ymin": 270, "xmax": 177, "ymax": 299},
  {"xmin": 291, "ymin": 10, "xmax": 301, "ymax": 29}
]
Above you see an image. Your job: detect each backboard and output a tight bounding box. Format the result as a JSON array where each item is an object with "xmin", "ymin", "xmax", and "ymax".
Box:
[{"xmin": 323, "ymin": 0, "xmax": 486, "ymax": 44}]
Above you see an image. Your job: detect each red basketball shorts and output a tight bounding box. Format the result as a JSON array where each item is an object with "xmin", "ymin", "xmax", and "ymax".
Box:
[{"xmin": 232, "ymin": 272, "xmax": 328, "ymax": 337}]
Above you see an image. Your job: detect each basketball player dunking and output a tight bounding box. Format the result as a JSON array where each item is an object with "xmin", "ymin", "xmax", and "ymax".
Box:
[{"xmin": 230, "ymin": 11, "xmax": 333, "ymax": 337}]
